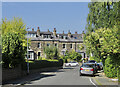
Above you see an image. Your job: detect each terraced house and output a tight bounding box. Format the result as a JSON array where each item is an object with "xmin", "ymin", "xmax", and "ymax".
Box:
[{"xmin": 26, "ymin": 27, "xmax": 86, "ymax": 60}]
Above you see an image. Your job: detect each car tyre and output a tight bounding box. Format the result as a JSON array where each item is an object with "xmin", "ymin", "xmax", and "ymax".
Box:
[
  {"xmin": 69, "ymin": 64, "xmax": 71, "ymax": 67},
  {"xmin": 79, "ymin": 72, "xmax": 82, "ymax": 76}
]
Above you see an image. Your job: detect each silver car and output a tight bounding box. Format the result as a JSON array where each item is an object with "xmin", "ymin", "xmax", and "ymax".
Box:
[{"xmin": 79, "ymin": 63, "xmax": 96, "ymax": 76}]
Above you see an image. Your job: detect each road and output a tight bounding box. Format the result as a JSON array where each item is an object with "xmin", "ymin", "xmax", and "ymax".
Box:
[{"xmin": 25, "ymin": 66, "xmax": 96, "ymax": 86}]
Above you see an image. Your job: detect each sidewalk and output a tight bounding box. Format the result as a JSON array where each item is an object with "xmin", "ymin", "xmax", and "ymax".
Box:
[{"xmin": 92, "ymin": 70, "xmax": 118, "ymax": 86}]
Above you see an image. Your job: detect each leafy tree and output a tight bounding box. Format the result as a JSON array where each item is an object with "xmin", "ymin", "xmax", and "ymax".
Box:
[
  {"xmin": 2, "ymin": 17, "xmax": 27, "ymax": 47},
  {"xmin": 84, "ymin": 2, "xmax": 120, "ymax": 78},
  {"xmin": 43, "ymin": 45, "xmax": 59, "ymax": 59},
  {"xmin": 86, "ymin": 2, "xmax": 120, "ymax": 32},
  {"xmin": 64, "ymin": 50, "xmax": 82, "ymax": 62},
  {"xmin": 1, "ymin": 17, "xmax": 27, "ymax": 68},
  {"xmin": 2, "ymin": 32, "xmax": 26, "ymax": 68}
]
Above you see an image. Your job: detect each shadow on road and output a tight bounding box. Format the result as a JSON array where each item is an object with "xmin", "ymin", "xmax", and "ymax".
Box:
[{"xmin": 2, "ymin": 69, "xmax": 64, "ymax": 86}]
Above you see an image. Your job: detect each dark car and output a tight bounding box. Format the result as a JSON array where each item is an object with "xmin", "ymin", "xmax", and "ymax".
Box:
[{"xmin": 87, "ymin": 60, "xmax": 97, "ymax": 63}]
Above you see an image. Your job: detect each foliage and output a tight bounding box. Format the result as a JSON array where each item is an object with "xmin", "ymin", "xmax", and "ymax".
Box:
[
  {"xmin": 86, "ymin": 2, "xmax": 120, "ymax": 32},
  {"xmin": 2, "ymin": 17, "xmax": 27, "ymax": 47},
  {"xmin": 104, "ymin": 56, "xmax": 118, "ymax": 78},
  {"xmin": 41, "ymin": 57, "xmax": 59, "ymax": 62},
  {"xmin": 38, "ymin": 56, "xmax": 42, "ymax": 60},
  {"xmin": 43, "ymin": 45, "xmax": 59, "ymax": 60},
  {"xmin": 2, "ymin": 17, "xmax": 27, "ymax": 68},
  {"xmin": 84, "ymin": 2, "xmax": 120, "ymax": 78},
  {"xmin": 22, "ymin": 60, "xmax": 63, "ymax": 70},
  {"xmin": 2, "ymin": 32, "xmax": 26, "ymax": 68},
  {"xmin": 64, "ymin": 50, "xmax": 82, "ymax": 62}
]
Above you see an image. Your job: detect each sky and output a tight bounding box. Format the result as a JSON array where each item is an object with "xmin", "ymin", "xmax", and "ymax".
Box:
[{"xmin": 2, "ymin": 2, "xmax": 89, "ymax": 34}]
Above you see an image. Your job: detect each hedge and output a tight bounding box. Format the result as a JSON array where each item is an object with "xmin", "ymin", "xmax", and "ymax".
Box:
[
  {"xmin": 22, "ymin": 59, "xmax": 63, "ymax": 70},
  {"xmin": 104, "ymin": 56, "xmax": 118, "ymax": 78}
]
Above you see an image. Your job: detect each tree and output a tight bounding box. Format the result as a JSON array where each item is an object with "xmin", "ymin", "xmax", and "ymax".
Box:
[
  {"xmin": 1, "ymin": 17, "xmax": 27, "ymax": 68},
  {"xmin": 86, "ymin": 2, "xmax": 120, "ymax": 32},
  {"xmin": 64, "ymin": 50, "xmax": 82, "ymax": 62},
  {"xmin": 43, "ymin": 45, "xmax": 59, "ymax": 59},
  {"xmin": 84, "ymin": 2, "xmax": 120, "ymax": 61},
  {"xmin": 84, "ymin": 2, "xmax": 120, "ymax": 79},
  {"xmin": 2, "ymin": 17, "xmax": 27, "ymax": 47}
]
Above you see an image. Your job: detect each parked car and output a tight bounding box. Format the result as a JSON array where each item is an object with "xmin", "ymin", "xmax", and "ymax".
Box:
[
  {"xmin": 79, "ymin": 63, "xmax": 97, "ymax": 76},
  {"xmin": 96, "ymin": 63, "xmax": 101, "ymax": 70},
  {"xmin": 86, "ymin": 60, "xmax": 98, "ymax": 71},
  {"xmin": 87, "ymin": 60, "xmax": 97, "ymax": 63},
  {"xmin": 65, "ymin": 61, "xmax": 79, "ymax": 67},
  {"xmin": 97, "ymin": 62, "xmax": 103, "ymax": 70}
]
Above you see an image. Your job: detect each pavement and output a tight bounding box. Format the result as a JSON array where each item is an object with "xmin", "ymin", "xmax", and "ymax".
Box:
[
  {"xmin": 2, "ymin": 72, "xmax": 44, "ymax": 87},
  {"xmin": 91, "ymin": 70, "xmax": 119, "ymax": 87}
]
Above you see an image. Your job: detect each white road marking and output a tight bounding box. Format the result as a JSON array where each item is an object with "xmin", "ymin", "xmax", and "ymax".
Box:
[{"xmin": 89, "ymin": 78, "xmax": 98, "ymax": 87}]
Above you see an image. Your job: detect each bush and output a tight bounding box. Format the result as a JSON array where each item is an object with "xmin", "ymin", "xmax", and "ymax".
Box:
[
  {"xmin": 22, "ymin": 59, "xmax": 63, "ymax": 70},
  {"xmin": 104, "ymin": 56, "xmax": 117, "ymax": 78}
]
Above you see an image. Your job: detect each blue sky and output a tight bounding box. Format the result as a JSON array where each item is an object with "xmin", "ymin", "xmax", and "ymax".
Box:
[{"xmin": 2, "ymin": 2, "xmax": 89, "ymax": 34}]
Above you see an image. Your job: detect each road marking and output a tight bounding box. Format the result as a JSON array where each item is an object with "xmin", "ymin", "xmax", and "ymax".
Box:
[{"xmin": 89, "ymin": 78, "xmax": 97, "ymax": 87}]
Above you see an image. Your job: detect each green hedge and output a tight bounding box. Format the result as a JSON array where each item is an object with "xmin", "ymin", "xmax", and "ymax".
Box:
[
  {"xmin": 104, "ymin": 56, "xmax": 117, "ymax": 78},
  {"xmin": 22, "ymin": 59, "xmax": 63, "ymax": 70}
]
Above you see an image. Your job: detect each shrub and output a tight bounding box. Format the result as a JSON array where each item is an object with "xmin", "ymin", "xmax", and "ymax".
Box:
[
  {"xmin": 22, "ymin": 59, "xmax": 63, "ymax": 70},
  {"xmin": 104, "ymin": 56, "xmax": 117, "ymax": 78}
]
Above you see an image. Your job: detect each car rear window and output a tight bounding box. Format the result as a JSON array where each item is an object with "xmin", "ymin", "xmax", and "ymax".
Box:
[{"xmin": 82, "ymin": 64, "xmax": 94, "ymax": 68}]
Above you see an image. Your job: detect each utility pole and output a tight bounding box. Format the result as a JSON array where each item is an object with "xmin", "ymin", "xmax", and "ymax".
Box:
[{"xmin": 27, "ymin": 27, "xmax": 30, "ymax": 75}]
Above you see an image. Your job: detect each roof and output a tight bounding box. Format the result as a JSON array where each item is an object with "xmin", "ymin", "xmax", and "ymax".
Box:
[
  {"xmin": 28, "ymin": 31, "xmax": 52, "ymax": 35},
  {"xmin": 27, "ymin": 30, "xmax": 83, "ymax": 41}
]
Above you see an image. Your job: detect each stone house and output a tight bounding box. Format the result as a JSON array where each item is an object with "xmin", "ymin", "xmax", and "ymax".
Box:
[{"xmin": 26, "ymin": 27, "xmax": 86, "ymax": 60}]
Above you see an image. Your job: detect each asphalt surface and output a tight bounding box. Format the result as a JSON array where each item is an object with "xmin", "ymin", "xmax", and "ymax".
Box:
[{"xmin": 24, "ymin": 66, "xmax": 96, "ymax": 86}]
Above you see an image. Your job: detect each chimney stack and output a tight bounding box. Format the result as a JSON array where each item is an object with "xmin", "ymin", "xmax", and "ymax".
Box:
[
  {"xmin": 75, "ymin": 31, "xmax": 77, "ymax": 34},
  {"xmin": 37, "ymin": 26, "xmax": 40, "ymax": 36},
  {"xmin": 63, "ymin": 31, "xmax": 64, "ymax": 34},
  {"xmin": 82, "ymin": 31, "xmax": 85, "ymax": 38},
  {"xmin": 48, "ymin": 29, "xmax": 50, "ymax": 32},
  {"xmin": 32, "ymin": 28, "xmax": 34, "ymax": 31},
  {"xmin": 68, "ymin": 30, "xmax": 71, "ymax": 38},
  {"xmin": 53, "ymin": 28, "xmax": 56, "ymax": 36}
]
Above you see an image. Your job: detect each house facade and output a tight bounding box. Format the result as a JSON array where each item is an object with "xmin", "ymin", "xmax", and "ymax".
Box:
[{"xmin": 26, "ymin": 27, "xmax": 86, "ymax": 60}]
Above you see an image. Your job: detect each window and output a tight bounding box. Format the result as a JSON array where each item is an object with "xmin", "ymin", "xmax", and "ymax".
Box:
[
  {"xmin": 63, "ymin": 44, "xmax": 66, "ymax": 48},
  {"xmin": 28, "ymin": 51, "xmax": 34, "ymax": 60},
  {"xmin": 47, "ymin": 43, "xmax": 50, "ymax": 46},
  {"xmin": 61, "ymin": 36, "xmax": 63, "ymax": 39},
  {"xmin": 55, "ymin": 43, "xmax": 57, "ymax": 47},
  {"xmin": 38, "ymin": 52, "xmax": 41, "ymax": 57},
  {"xmin": 70, "ymin": 44, "xmax": 72, "ymax": 48},
  {"xmin": 74, "ymin": 37, "xmax": 77, "ymax": 39},
  {"xmin": 38, "ymin": 43, "xmax": 40, "ymax": 48}
]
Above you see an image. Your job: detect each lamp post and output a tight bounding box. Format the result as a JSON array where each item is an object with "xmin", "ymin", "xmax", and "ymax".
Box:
[{"xmin": 27, "ymin": 27, "xmax": 30, "ymax": 75}]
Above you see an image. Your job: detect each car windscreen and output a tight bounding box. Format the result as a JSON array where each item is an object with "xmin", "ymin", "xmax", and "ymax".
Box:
[{"xmin": 82, "ymin": 64, "xmax": 94, "ymax": 68}]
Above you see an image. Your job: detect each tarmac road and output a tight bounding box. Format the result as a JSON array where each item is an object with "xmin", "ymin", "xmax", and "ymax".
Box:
[{"xmin": 25, "ymin": 66, "xmax": 96, "ymax": 86}]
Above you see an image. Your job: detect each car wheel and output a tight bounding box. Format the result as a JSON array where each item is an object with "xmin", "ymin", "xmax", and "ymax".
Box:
[
  {"xmin": 69, "ymin": 64, "xmax": 71, "ymax": 67},
  {"xmin": 92, "ymin": 74, "xmax": 95, "ymax": 77},
  {"xmin": 79, "ymin": 72, "xmax": 82, "ymax": 76}
]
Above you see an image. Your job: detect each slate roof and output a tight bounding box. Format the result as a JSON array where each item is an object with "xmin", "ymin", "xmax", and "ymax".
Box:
[{"xmin": 27, "ymin": 30, "xmax": 83, "ymax": 42}]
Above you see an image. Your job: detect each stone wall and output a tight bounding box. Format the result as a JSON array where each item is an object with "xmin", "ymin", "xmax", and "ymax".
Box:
[
  {"xmin": 2, "ymin": 65, "xmax": 26, "ymax": 82},
  {"xmin": 30, "ymin": 40, "xmax": 85, "ymax": 59}
]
